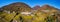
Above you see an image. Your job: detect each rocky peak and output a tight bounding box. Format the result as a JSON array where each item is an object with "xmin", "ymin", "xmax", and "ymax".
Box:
[{"xmin": 32, "ymin": 5, "xmax": 40, "ymax": 10}]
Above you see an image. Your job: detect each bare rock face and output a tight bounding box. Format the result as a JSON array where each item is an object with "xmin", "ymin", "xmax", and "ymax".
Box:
[{"xmin": 2, "ymin": 2, "xmax": 32, "ymax": 12}]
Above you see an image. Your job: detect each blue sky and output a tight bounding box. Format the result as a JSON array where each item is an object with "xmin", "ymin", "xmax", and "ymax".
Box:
[{"xmin": 0, "ymin": 0, "xmax": 60, "ymax": 9}]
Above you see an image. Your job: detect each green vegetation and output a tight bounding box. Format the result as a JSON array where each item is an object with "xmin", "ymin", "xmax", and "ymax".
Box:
[{"xmin": 4, "ymin": 13, "xmax": 16, "ymax": 22}]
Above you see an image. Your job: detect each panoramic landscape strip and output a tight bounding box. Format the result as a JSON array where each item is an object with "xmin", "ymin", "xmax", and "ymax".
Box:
[{"xmin": 0, "ymin": 2, "xmax": 60, "ymax": 22}]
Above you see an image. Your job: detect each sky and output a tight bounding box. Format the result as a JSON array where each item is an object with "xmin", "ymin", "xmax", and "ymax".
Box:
[{"xmin": 0, "ymin": 0, "xmax": 60, "ymax": 9}]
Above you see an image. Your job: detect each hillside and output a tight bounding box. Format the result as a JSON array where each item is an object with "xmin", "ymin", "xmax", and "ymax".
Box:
[{"xmin": 1, "ymin": 2, "xmax": 32, "ymax": 12}]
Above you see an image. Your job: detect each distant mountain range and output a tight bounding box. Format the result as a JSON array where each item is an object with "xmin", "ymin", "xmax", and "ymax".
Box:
[{"xmin": 0, "ymin": 2, "xmax": 60, "ymax": 12}]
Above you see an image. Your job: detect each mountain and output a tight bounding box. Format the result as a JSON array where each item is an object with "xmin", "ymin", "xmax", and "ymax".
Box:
[
  {"xmin": 36, "ymin": 4, "xmax": 59, "ymax": 13},
  {"xmin": 32, "ymin": 5, "xmax": 40, "ymax": 10},
  {"xmin": 1, "ymin": 2, "xmax": 31, "ymax": 12},
  {"xmin": 37, "ymin": 4, "xmax": 59, "ymax": 11}
]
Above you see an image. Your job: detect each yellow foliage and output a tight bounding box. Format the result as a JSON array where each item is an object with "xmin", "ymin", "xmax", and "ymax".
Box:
[{"xmin": 4, "ymin": 13, "xmax": 16, "ymax": 22}]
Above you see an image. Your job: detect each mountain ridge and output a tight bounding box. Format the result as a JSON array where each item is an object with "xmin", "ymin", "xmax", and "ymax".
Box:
[{"xmin": 0, "ymin": 2, "xmax": 59, "ymax": 12}]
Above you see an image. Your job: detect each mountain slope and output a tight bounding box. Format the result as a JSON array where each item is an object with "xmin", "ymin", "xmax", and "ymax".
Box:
[
  {"xmin": 2, "ymin": 2, "xmax": 31, "ymax": 12},
  {"xmin": 37, "ymin": 5, "xmax": 59, "ymax": 11}
]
